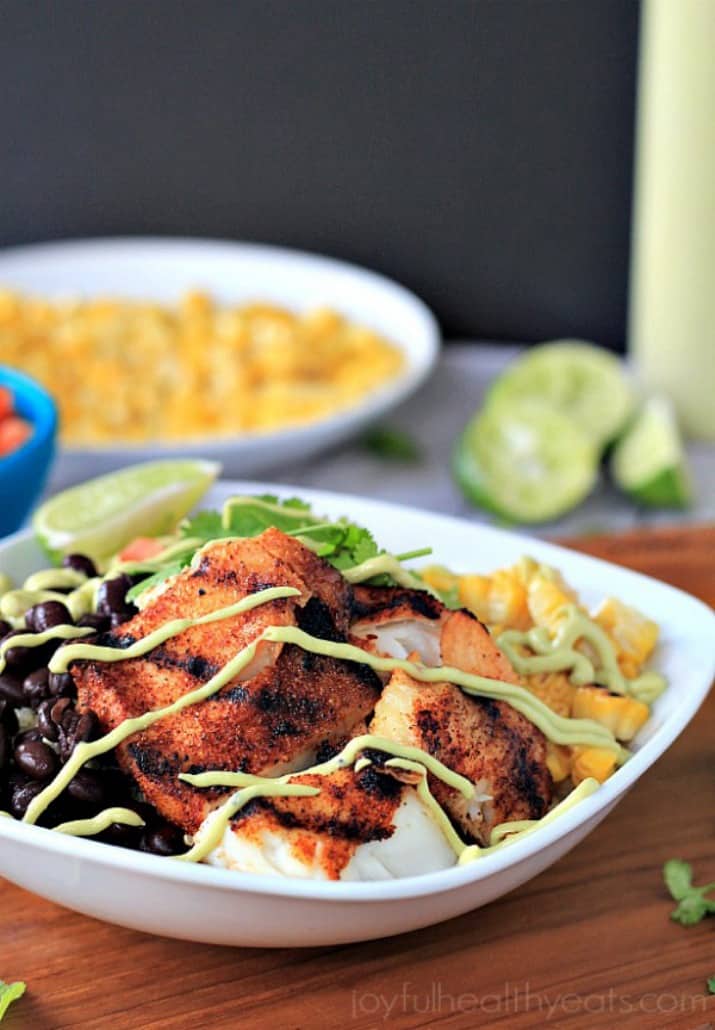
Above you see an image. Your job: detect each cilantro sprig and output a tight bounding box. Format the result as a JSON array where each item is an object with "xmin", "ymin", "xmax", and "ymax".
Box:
[
  {"xmin": 181, "ymin": 495, "xmax": 383, "ymax": 570},
  {"xmin": 128, "ymin": 494, "xmax": 430, "ymax": 599},
  {"xmin": 663, "ymin": 859, "xmax": 715, "ymax": 926},
  {"xmin": 0, "ymin": 981, "xmax": 26, "ymax": 1021}
]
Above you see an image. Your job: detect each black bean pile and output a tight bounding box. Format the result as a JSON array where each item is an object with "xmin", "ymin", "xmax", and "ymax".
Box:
[{"xmin": 0, "ymin": 553, "xmax": 183, "ymax": 856}]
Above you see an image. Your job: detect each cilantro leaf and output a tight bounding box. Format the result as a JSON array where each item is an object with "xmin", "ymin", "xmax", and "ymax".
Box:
[
  {"xmin": 277, "ymin": 496, "xmax": 311, "ymax": 511},
  {"xmin": 672, "ymin": 894, "xmax": 710, "ymax": 926},
  {"xmin": 363, "ymin": 425, "xmax": 421, "ymax": 462},
  {"xmin": 181, "ymin": 510, "xmax": 224, "ymax": 540},
  {"xmin": 707, "ymin": 976, "xmax": 715, "ymax": 995},
  {"xmin": 162, "ymin": 495, "xmax": 428, "ymax": 589},
  {"xmin": 663, "ymin": 859, "xmax": 715, "ymax": 926},
  {"xmin": 0, "ymin": 981, "xmax": 26, "ymax": 1021},
  {"xmin": 664, "ymin": 859, "xmax": 693, "ymax": 901},
  {"xmin": 329, "ymin": 525, "xmax": 379, "ymax": 570},
  {"xmin": 226, "ymin": 498, "xmax": 319, "ymax": 539},
  {"xmin": 126, "ymin": 562, "xmax": 186, "ymax": 603}
]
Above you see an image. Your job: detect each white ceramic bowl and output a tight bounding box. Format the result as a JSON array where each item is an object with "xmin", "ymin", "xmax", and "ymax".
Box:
[
  {"xmin": 0, "ymin": 482, "xmax": 712, "ymax": 947},
  {"xmin": 0, "ymin": 238, "xmax": 440, "ymax": 482}
]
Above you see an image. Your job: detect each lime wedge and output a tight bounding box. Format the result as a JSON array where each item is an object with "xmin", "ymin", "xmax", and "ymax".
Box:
[
  {"xmin": 487, "ymin": 341, "xmax": 634, "ymax": 449},
  {"xmin": 611, "ymin": 397, "xmax": 692, "ymax": 508},
  {"xmin": 453, "ymin": 403, "xmax": 598, "ymax": 523},
  {"xmin": 33, "ymin": 459, "xmax": 220, "ymax": 562}
]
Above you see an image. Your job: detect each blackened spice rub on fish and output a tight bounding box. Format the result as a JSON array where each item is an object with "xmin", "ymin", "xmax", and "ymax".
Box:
[{"xmin": 73, "ymin": 530, "xmax": 382, "ymax": 834}]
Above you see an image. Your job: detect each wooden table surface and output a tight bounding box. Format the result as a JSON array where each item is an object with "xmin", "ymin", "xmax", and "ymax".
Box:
[{"xmin": 1, "ymin": 525, "xmax": 713, "ymax": 1030}]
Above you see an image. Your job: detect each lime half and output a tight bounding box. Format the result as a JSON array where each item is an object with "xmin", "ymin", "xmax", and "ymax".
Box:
[
  {"xmin": 611, "ymin": 397, "xmax": 692, "ymax": 508},
  {"xmin": 33, "ymin": 459, "xmax": 220, "ymax": 562},
  {"xmin": 453, "ymin": 404, "xmax": 599, "ymax": 523},
  {"xmin": 488, "ymin": 341, "xmax": 634, "ymax": 449}
]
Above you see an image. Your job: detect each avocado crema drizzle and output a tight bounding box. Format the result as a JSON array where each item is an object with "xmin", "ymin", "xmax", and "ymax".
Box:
[
  {"xmin": 0, "ymin": 494, "xmax": 659, "ymax": 864},
  {"xmin": 497, "ymin": 607, "xmax": 666, "ymax": 704}
]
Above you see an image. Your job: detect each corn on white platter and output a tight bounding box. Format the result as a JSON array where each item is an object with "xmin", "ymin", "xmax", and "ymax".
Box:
[
  {"xmin": 0, "ymin": 482, "xmax": 712, "ymax": 947},
  {"xmin": 0, "ymin": 237, "xmax": 439, "ymax": 482}
]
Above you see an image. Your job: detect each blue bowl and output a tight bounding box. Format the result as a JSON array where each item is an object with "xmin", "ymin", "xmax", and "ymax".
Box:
[{"xmin": 0, "ymin": 367, "xmax": 57, "ymax": 537}]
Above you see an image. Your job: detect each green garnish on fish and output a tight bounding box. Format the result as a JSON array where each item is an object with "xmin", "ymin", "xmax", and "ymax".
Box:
[{"xmin": 128, "ymin": 494, "xmax": 430, "ymax": 599}]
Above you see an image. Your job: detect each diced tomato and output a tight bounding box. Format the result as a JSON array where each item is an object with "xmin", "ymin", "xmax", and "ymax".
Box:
[
  {"xmin": 118, "ymin": 536, "xmax": 166, "ymax": 562},
  {"xmin": 0, "ymin": 386, "xmax": 13, "ymax": 421},
  {"xmin": 0, "ymin": 415, "xmax": 32, "ymax": 456}
]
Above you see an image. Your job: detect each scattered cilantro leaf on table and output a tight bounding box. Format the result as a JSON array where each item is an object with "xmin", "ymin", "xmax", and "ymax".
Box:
[
  {"xmin": 0, "ymin": 981, "xmax": 26, "ymax": 1021},
  {"xmin": 708, "ymin": 976, "xmax": 715, "ymax": 995},
  {"xmin": 363, "ymin": 425, "xmax": 421, "ymax": 462},
  {"xmin": 663, "ymin": 859, "xmax": 715, "ymax": 926}
]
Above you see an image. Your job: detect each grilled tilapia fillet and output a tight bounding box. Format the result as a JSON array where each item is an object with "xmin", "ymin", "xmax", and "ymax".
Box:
[
  {"xmin": 350, "ymin": 585, "xmax": 445, "ymax": 667},
  {"xmin": 72, "ymin": 531, "xmax": 381, "ymax": 833},
  {"xmin": 207, "ymin": 764, "xmax": 455, "ymax": 880},
  {"xmin": 367, "ymin": 607, "xmax": 552, "ymax": 844},
  {"xmin": 370, "ymin": 669, "xmax": 551, "ymax": 844},
  {"xmin": 350, "ymin": 584, "xmax": 518, "ymax": 681}
]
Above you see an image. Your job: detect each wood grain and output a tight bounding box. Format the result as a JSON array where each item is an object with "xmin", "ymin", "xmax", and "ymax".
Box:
[{"xmin": 1, "ymin": 525, "xmax": 713, "ymax": 1030}]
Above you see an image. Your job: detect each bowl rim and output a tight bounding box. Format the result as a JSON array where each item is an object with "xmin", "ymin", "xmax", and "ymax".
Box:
[
  {"xmin": 0, "ymin": 235, "xmax": 441, "ymax": 455},
  {"xmin": 0, "ymin": 365, "xmax": 57, "ymax": 467},
  {"xmin": 0, "ymin": 483, "xmax": 713, "ymax": 903}
]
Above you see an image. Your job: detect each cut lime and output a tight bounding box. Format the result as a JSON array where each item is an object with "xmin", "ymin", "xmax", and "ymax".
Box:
[
  {"xmin": 453, "ymin": 403, "xmax": 599, "ymax": 523},
  {"xmin": 611, "ymin": 397, "xmax": 692, "ymax": 508},
  {"xmin": 33, "ymin": 459, "xmax": 220, "ymax": 562},
  {"xmin": 487, "ymin": 341, "xmax": 634, "ymax": 449}
]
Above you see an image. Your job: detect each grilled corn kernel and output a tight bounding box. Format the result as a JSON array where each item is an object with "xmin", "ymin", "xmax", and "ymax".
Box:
[
  {"xmin": 592, "ymin": 597, "xmax": 659, "ymax": 667},
  {"xmin": 458, "ymin": 570, "xmax": 529, "ymax": 629},
  {"xmin": 572, "ymin": 685, "xmax": 650, "ymax": 742},
  {"xmin": 570, "ymin": 746, "xmax": 617, "ymax": 785},
  {"xmin": 527, "ymin": 574, "xmax": 576, "ymax": 631},
  {"xmin": 546, "ymin": 742, "xmax": 572, "ymax": 783},
  {"xmin": 457, "ymin": 574, "xmax": 492, "ymax": 623},
  {"xmin": 523, "ymin": 672, "xmax": 575, "ymax": 717},
  {"xmin": 512, "ymin": 555, "xmax": 540, "ymax": 587},
  {"xmin": 488, "ymin": 570, "xmax": 530, "ymax": 628},
  {"xmin": 421, "ymin": 565, "xmax": 460, "ymax": 596}
]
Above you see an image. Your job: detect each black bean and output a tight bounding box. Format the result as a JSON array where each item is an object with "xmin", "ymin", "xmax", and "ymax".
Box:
[
  {"xmin": 1, "ymin": 630, "xmax": 34, "ymax": 671},
  {"xmin": 100, "ymin": 819, "xmax": 143, "ymax": 848},
  {"xmin": 77, "ymin": 613, "xmax": 110, "ymax": 633},
  {"xmin": 140, "ymin": 821, "xmax": 184, "ymax": 856},
  {"xmin": 67, "ymin": 769, "xmax": 106, "ymax": 806},
  {"xmin": 36, "ymin": 699, "xmax": 59, "ymax": 741},
  {"xmin": 14, "ymin": 738, "xmax": 58, "ymax": 781},
  {"xmin": 0, "ymin": 620, "xmax": 10, "ymax": 638},
  {"xmin": 0, "ymin": 723, "xmax": 8, "ymax": 770},
  {"xmin": 0, "ymin": 672, "xmax": 24, "ymax": 706},
  {"xmin": 23, "ymin": 667, "xmax": 51, "ymax": 705},
  {"xmin": 43, "ymin": 699, "xmax": 96, "ymax": 762},
  {"xmin": 68, "ymin": 711, "xmax": 97, "ymax": 749},
  {"xmin": 62, "ymin": 553, "xmax": 97, "ymax": 578},
  {"xmin": 13, "ymin": 726, "xmax": 43, "ymax": 746},
  {"xmin": 110, "ymin": 610, "xmax": 136, "ymax": 629},
  {"xmin": 0, "ymin": 698, "xmax": 18, "ymax": 735},
  {"xmin": 9, "ymin": 777, "xmax": 45, "ymax": 818},
  {"xmin": 25, "ymin": 600, "xmax": 72, "ymax": 633},
  {"xmin": 96, "ymin": 575, "xmax": 133, "ymax": 616},
  {"xmin": 48, "ymin": 671, "xmax": 76, "ymax": 698}
]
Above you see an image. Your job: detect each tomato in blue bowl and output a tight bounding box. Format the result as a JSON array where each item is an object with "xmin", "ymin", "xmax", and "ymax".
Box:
[{"xmin": 0, "ymin": 367, "xmax": 57, "ymax": 537}]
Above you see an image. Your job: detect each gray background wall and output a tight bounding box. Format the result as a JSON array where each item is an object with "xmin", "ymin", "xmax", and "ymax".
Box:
[{"xmin": 0, "ymin": 0, "xmax": 639, "ymax": 347}]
